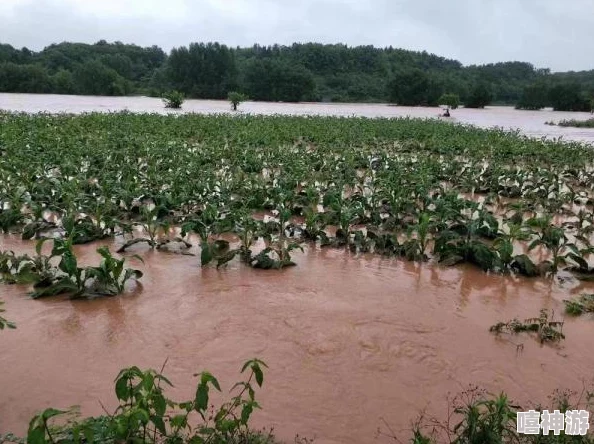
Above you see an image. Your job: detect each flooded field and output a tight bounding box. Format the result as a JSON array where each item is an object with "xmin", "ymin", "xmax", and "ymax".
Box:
[
  {"xmin": 1, "ymin": 110, "xmax": 594, "ymax": 443},
  {"xmin": 2, "ymin": 235, "xmax": 594, "ymax": 443},
  {"xmin": 1, "ymin": 92, "xmax": 594, "ymax": 144}
]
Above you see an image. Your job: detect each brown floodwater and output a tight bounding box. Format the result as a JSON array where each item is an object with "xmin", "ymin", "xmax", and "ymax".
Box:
[
  {"xmin": 1, "ymin": 94, "xmax": 594, "ymax": 441},
  {"xmin": 2, "ymin": 234, "xmax": 594, "ymax": 443},
  {"xmin": 1, "ymin": 92, "xmax": 594, "ymax": 143}
]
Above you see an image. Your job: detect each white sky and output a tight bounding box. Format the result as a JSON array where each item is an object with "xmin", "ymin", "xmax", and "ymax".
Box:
[{"xmin": 1, "ymin": 0, "xmax": 593, "ymax": 71}]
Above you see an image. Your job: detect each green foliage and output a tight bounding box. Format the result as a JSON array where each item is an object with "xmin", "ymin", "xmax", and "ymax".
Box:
[
  {"xmin": 243, "ymin": 58, "xmax": 315, "ymax": 102},
  {"xmin": 389, "ymin": 386, "xmax": 594, "ymax": 443},
  {"xmin": 0, "ymin": 63, "xmax": 53, "ymax": 93},
  {"xmin": 439, "ymin": 93, "xmax": 460, "ymax": 109},
  {"xmin": 555, "ymin": 118, "xmax": 594, "ymax": 128},
  {"xmin": 465, "ymin": 82, "xmax": 493, "ymax": 108},
  {"xmin": 526, "ymin": 218, "xmax": 587, "ymax": 276},
  {"xmin": 0, "ymin": 112, "xmax": 593, "ymax": 278},
  {"xmin": 85, "ymin": 246, "xmax": 143, "ymax": 296},
  {"xmin": 490, "ymin": 309, "xmax": 565, "ymax": 343},
  {"xmin": 0, "ymin": 299, "xmax": 16, "ymax": 330},
  {"xmin": 549, "ymin": 83, "xmax": 592, "ymax": 111},
  {"xmin": 516, "ymin": 83, "xmax": 549, "ymax": 110},
  {"xmin": 1, "ymin": 40, "xmax": 594, "ymax": 106},
  {"xmin": 228, "ymin": 91, "xmax": 248, "ymax": 110},
  {"xmin": 0, "ymin": 41, "xmax": 165, "ymax": 96},
  {"xmin": 162, "ymin": 90, "xmax": 184, "ymax": 108},
  {"xmin": 0, "ymin": 208, "xmax": 23, "ymax": 233},
  {"xmin": 0, "ymin": 236, "xmax": 142, "ymax": 299},
  {"xmin": 564, "ymin": 294, "xmax": 594, "ymax": 316},
  {"xmin": 72, "ymin": 60, "xmax": 131, "ymax": 96},
  {"xmin": 21, "ymin": 359, "xmax": 271, "ymax": 444},
  {"xmin": 167, "ymin": 42, "xmax": 237, "ymax": 98},
  {"xmin": 387, "ymin": 68, "xmax": 442, "ymax": 106}
]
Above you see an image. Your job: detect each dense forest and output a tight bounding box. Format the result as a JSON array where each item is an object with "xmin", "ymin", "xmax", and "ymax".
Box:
[{"xmin": 1, "ymin": 40, "xmax": 593, "ymax": 110}]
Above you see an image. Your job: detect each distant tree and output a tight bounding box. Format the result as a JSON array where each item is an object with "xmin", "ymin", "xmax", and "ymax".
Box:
[
  {"xmin": 162, "ymin": 90, "xmax": 184, "ymax": 108},
  {"xmin": 167, "ymin": 42, "xmax": 237, "ymax": 99},
  {"xmin": 465, "ymin": 82, "xmax": 493, "ymax": 108},
  {"xmin": 515, "ymin": 83, "xmax": 549, "ymax": 110},
  {"xmin": 52, "ymin": 69, "xmax": 75, "ymax": 94},
  {"xmin": 279, "ymin": 64, "xmax": 316, "ymax": 102},
  {"xmin": 3, "ymin": 38, "xmax": 594, "ymax": 106},
  {"xmin": 228, "ymin": 91, "xmax": 248, "ymax": 110},
  {"xmin": 549, "ymin": 83, "xmax": 591, "ymax": 111},
  {"xmin": 148, "ymin": 67, "xmax": 171, "ymax": 97},
  {"xmin": 0, "ymin": 62, "xmax": 52, "ymax": 93},
  {"xmin": 100, "ymin": 54, "xmax": 133, "ymax": 79},
  {"xmin": 387, "ymin": 69, "xmax": 431, "ymax": 106},
  {"xmin": 243, "ymin": 59, "xmax": 315, "ymax": 102},
  {"xmin": 73, "ymin": 60, "xmax": 130, "ymax": 95},
  {"xmin": 438, "ymin": 93, "xmax": 460, "ymax": 110},
  {"xmin": 386, "ymin": 69, "xmax": 443, "ymax": 106}
]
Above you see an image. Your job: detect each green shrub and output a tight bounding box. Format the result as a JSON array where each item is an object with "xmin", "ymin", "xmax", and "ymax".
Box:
[
  {"xmin": 228, "ymin": 91, "xmax": 249, "ymax": 111},
  {"xmin": 22, "ymin": 359, "xmax": 270, "ymax": 444},
  {"xmin": 438, "ymin": 93, "xmax": 460, "ymax": 110},
  {"xmin": 162, "ymin": 90, "xmax": 185, "ymax": 109}
]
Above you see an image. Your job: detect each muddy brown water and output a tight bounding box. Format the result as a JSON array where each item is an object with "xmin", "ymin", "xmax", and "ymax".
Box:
[
  {"xmin": 2, "ymin": 93, "xmax": 594, "ymax": 143},
  {"xmin": 2, "ymin": 95, "xmax": 594, "ymax": 441},
  {"xmin": 2, "ymin": 234, "xmax": 594, "ymax": 443}
]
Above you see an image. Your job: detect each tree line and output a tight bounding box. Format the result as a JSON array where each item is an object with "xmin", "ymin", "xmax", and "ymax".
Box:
[{"xmin": 1, "ymin": 40, "xmax": 593, "ymax": 111}]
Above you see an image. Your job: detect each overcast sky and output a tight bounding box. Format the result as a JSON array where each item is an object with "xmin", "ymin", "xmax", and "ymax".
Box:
[{"xmin": 1, "ymin": 0, "xmax": 593, "ymax": 72}]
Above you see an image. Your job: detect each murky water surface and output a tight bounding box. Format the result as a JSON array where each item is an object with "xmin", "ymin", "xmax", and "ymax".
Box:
[
  {"xmin": 1, "ymin": 92, "xmax": 594, "ymax": 143},
  {"xmin": 1, "ymin": 94, "xmax": 594, "ymax": 442},
  {"xmin": 2, "ymin": 235, "xmax": 594, "ymax": 443}
]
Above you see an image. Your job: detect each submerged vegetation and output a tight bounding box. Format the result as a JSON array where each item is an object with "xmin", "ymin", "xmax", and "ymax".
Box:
[
  {"xmin": 5, "ymin": 354, "xmax": 594, "ymax": 443},
  {"xmin": 564, "ymin": 294, "xmax": 594, "ymax": 315},
  {"xmin": 0, "ymin": 236, "xmax": 142, "ymax": 299},
  {"xmin": 0, "ymin": 299, "xmax": 15, "ymax": 329},
  {"xmin": 4, "ymin": 111, "xmax": 594, "ymax": 442},
  {"xmin": 380, "ymin": 385, "xmax": 594, "ymax": 443},
  {"xmin": 490, "ymin": 310, "xmax": 565, "ymax": 344},
  {"xmin": 553, "ymin": 118, "xmax": 594, "ymax": 128},
  {"xmin": 1, "ymin": 112, "xmax": 594, "ymax": 293}
]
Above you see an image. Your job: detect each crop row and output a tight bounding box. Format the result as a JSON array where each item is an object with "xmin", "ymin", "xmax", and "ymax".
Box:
[{"xmin": 1, "ymin": 112, "xmax": 594, "ymax": 297}]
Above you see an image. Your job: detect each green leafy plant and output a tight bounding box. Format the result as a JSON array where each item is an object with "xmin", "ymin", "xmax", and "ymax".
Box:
[
  {"xmin": 490, "ymin": 309, "xmax": 565, "ymax": 343},
  {"xmin": 0, "ymin": 237, "xmax": 143, "ymax": 299},
  {"xmin": 564, "ymin": 294, "xmax": 594, "ymax": 316},
  {"xmin": 0, "ymin": 300, "xmax": 16, "ymax": 330},
  {"xmin": 382, "ymin": 384, "xmax": 594, "ymax": 443},
  {"xmin": 527, "ymin": 218, "xmax": 588, "ymax": 276},
  {"xmin": 228, "ymin": 91, "xmax": 248, "ymax": 111},
  {"xmin": 85, "ymin": 246, "xmax": 143, "ymax": 296},
  {"xmin": 162, "ymin": 90, "xmax": 185, "ymax": 109},
  {"xmin": 1, "ymin": 112, "xmax": 594, "ymax": 282},
  {"xmin": 22, "ymin": 359, "xmax": 270, "ymax": 444},
  {"xmin": 438, "ymin": 93, "xmax": 460, "ymax": 110}
]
